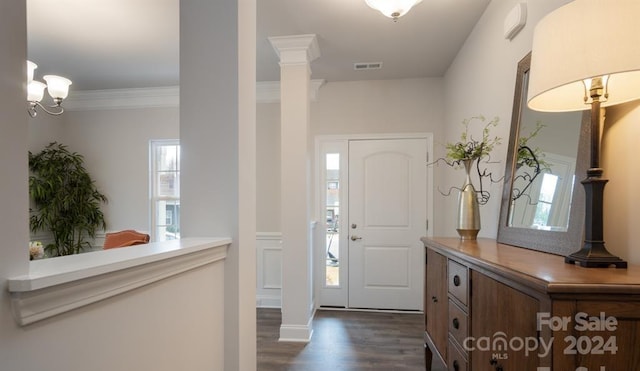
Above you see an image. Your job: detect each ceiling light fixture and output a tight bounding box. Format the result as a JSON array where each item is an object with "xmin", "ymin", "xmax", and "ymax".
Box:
[
  {"xmin": 365, "ymin": 0, "xmax": 423, "ymax": 21},
  {"xmin": 27, "ymin": 60, "xmax": 72, "ymax": 118}
]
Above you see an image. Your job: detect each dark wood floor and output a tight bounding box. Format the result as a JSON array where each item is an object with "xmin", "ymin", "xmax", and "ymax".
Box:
[{"xmin": 257, "ymin": 308, "xmax": 443, "ymax": 371}]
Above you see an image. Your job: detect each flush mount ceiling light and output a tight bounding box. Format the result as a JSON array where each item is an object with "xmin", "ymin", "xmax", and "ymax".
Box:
[
  {"xmin": 365, "ymin": 0, "xmax": 423, "ymax": 21},
  {"xmin": 27, "ymin": 60, "xmax": 72, "ymax": 118}
]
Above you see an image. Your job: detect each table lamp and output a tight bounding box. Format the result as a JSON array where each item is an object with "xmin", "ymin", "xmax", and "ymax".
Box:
[{"xmin": 528, "ymin": 0, "xmax": 640, "ymax": 268}]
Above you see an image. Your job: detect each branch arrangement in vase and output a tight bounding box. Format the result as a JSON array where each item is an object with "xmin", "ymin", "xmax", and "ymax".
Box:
[{"xmin": 431, "ymin": 115, "xmax": 502, "ymax": 205}]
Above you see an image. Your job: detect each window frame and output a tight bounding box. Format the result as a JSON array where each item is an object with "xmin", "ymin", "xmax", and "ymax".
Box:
[{"xmin": 150, "ymin": 139, "xmax": 180, "ymax": 242}]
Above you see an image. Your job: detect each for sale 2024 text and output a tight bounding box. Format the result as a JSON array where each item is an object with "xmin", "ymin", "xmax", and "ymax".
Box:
[{"xmin": 538, "ymin": 311, "xmax": 618, "ymax": 356}]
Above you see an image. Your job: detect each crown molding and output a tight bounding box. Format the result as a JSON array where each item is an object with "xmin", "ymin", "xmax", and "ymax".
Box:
[
  {"xmin": 62, "ymin": 80, "xmax": 325, "ymax": 110},
  {"xmin": 268, "ymin": 34, "xmax": 320, "ymax": 64},
  {"xmin": 64, "ymin": 86, "xmax": 179, "ymax": 111}
]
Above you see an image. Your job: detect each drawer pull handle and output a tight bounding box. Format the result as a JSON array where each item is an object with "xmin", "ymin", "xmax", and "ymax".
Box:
[
  {"xmin": 431, "ymin": 296, "xmax": 438, "ymax": 303},
  {"xmin": 453, "ymin": 360, "xmax": 460, "ymax": 371},
  {"xmin": 452, "ymin": 317, "xmax": 460, "ymax": 329},
  {"xmin": 453, "ymin": 275, "xmax": 461, "ymax": 286}
]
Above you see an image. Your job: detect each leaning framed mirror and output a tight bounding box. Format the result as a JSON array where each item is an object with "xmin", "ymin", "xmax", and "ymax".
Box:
[{"xmin": 497, "ymin": 52, "xmax": 590, "ymax": 256}]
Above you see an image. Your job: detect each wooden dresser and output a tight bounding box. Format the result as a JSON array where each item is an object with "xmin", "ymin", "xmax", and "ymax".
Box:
[{"xmin": 422, "ymin": 237, "xmax": 640, "ymax": 371}]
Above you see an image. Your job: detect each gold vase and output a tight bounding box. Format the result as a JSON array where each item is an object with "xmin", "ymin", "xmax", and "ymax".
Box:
[{"xmin": 456, "ymin": 158, "xmax": 480, "ymax": 240}]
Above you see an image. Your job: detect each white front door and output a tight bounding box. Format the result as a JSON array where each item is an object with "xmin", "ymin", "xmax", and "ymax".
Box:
[{"xmin": 347, "ymin": 138, "xmax": 427, "ymax": 310}]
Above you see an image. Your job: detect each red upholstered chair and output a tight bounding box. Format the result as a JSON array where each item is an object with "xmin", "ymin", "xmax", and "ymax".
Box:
[{"xmin": 103, "ymin": 230, "xmax": 150, "ymax": 250}]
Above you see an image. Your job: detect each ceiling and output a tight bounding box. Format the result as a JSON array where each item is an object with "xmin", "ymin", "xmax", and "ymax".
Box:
[{"xmin": 27, "ymin": 0, "xmax": 490, "ymax": 91}]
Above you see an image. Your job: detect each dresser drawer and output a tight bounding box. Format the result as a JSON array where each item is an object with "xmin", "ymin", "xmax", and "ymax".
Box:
[
  {"xmin": 448, "ymin": 299, "xmax": 469, "ymax": 349},
  {"xmin": 448, "ymin": 260, "xmax": 468, "ymax": 306},
  {"xmin": 447, "ymin": 338, "xmax": 468, "ymax": 371}
]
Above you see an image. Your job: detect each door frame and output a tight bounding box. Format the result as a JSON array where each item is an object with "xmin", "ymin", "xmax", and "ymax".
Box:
[{"xmin": 314, "ymin": 133, "xmax": 434, "ymax": 309}]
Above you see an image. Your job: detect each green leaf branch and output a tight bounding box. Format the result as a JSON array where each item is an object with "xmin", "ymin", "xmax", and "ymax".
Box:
[
  {"xmin": 430, "ymin": 115, "xmax": 503, "ymax": 205},
  {"xmin": 445, "ymin": 115, "xmax": 501, "ymax": 165}
]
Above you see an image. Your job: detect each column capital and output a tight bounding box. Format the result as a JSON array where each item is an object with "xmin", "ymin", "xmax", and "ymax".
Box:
[{"xmin": 268, "ymin": 34, "xmax": 320, "ymax": 65}]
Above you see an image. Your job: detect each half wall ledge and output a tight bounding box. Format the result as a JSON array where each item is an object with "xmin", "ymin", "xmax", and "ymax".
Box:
[{"xmin": 8, "ymin": 237, "xmax": 231, "ymax": 326}]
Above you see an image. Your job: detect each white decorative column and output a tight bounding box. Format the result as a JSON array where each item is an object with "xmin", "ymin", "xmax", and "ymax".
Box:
[
  {"xmin": 269, "ymin": 34, "xmax": 320, "ymax": 342},
  {"xmin": 0, "ymin": 0, "xmax": 30, "ymax": 303},
  {"xmin": 181, "ymin": 1, "xmax": 256, "ymax": 370}
]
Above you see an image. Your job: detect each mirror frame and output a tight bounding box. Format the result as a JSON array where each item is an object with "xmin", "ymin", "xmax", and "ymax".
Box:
[{"xmin": 497, "ymin": 52, "xmax": 590, "ymax": 256}]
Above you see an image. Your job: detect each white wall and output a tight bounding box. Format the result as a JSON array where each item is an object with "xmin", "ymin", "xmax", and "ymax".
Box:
[
  {"xmin": 28, "ymin": 114, "xmax": 63, "ymax": 152},
  {"xmin": 442, "ymin": 0, "xmax": 572, "ymax": 239},
  {"xmin": 257, "ymin": 77, "xmax": 445, "ymax": 232},
  {"xmin": 256, "ymin": 103, "xmax": 281, "ymax": 232},
  {"xmin": 312, "ymin": 78, "xmax": 444, "ymax": 136},
  {"xmin": 602, "ymin": 101, "xmax": 640, "ymax": 263},
  {"xmin": 62, "ymin": 107, "xmax": 179, "ymax": 233},
  {"xmin": 4, "ymin": 263, "xmax": 226, "ymax": 371}
]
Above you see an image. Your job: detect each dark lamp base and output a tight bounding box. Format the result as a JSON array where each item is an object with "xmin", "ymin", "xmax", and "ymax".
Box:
[{"xmin": 565, "ymin": 243, "xmax": 627, "ymax": 268}]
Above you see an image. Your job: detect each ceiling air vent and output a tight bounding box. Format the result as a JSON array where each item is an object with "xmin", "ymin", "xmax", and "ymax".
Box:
[{"xmin": 354, "ymin": 62, "xmax": 383, "ymax": 71}]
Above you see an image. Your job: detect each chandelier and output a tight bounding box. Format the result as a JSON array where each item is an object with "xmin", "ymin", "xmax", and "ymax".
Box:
[
  {"xmin": 27, "ymin": 60, "xmax": 72, "ymax": 118},
  {"xmin": 365, "ymin": 0, "xmax": 423, "ymax": 21}
]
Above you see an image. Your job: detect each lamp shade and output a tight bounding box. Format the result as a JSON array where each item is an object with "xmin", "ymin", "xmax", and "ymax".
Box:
[
  {"xmin": 43, "ymin": 75, "xmax": 72, "ymax": 100},
  {"xmin": 27, "ymin": 81, "xmax": 46, "ymax": 102},
  {"xmin": 365, "ymin": 0, "xmax": 423, "ymax": 19},
  {"xmin": 528, "ymin": 0, "xmax": 640, "ymax": 112}
]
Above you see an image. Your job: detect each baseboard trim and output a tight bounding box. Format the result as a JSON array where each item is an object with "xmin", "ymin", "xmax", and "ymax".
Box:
[
  {"xmin": 279, "ymin": 309, "xmax": 315, "ymax": 343},
  {"xmin": 279, "ymin": 324, "xmax": 314, "ymax": 343},
  {"xmin": 318, "ymin": 306, "xmax": 424, "ymax": 314},
  {"xmin": 256, "ymin": 295, "xmax": 281, "ymax": 308}
]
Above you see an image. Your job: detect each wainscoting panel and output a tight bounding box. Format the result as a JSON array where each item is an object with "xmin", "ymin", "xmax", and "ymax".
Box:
[{"xmin": 256, "ymin": 232, "xmax": 282, "ymax": 308}]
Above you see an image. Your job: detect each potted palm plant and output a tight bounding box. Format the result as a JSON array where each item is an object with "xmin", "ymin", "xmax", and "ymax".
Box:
[{"xmin": 29, "ymin": 142, "xmax": 108, "ymax": 257}]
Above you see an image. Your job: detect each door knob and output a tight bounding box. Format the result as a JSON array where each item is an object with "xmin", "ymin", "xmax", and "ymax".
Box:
[{"xmin": 350, "ymin": 235, "xmax": 362, "ymax": 241}]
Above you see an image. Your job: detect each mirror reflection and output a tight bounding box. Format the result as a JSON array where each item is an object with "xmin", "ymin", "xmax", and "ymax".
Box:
[
  {"xmin": 498, "ymin": 52, "xmax": 589, "ymax": 256},
  {"xmin": 508, "ymin": 70, "xmax": 583, "ymax": 231},
  {"xmin": 27, "ymin": 1, "xmax": 180, "ymax": 256}
]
